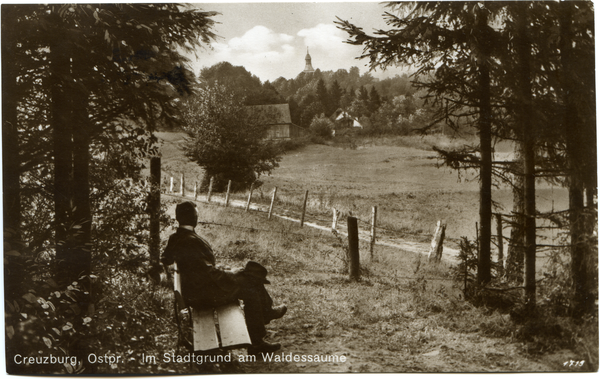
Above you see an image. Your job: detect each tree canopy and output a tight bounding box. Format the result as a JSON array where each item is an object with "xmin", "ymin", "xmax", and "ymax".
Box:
[
  {"xmin": 180, "ymin": 84, "xmax": 282, "ymax": 191},
  {"xmin": 199, "ymin": 61, "xmax": 286, "ymax": 105},
  {"xmin": 4, "ymin": 5, "xmax": 218, "ymax": 373},
  {"xmin": 337, "ymin": 1, "xmax": 596, "ymax": 315}
]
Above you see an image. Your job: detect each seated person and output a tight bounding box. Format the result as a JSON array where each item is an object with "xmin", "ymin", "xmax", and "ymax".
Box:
[{"xmin": 161, "ymin": 201, "xmax": 286, "ymax": 353}]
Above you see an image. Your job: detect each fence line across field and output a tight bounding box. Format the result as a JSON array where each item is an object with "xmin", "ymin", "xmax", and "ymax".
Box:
[
  {"xmin": 162, "ymin": 175, "xmax": 560, "ymax": 262},
  {"xmin": 163, "ymin": 173, "xmax": 569, "ymax": 261},
  {"xmin": 162, "ymin": 173, "xmax": 457, "ymax": 271},
  {"xmin": 153, "ymin": 167, "xmax": 565, "ymax": 288},
  {"xmin": 167, "ymin": 175, "xmax": 383, "ymax": 228},
  {"xmin": 165, "ymin": 173, "xmax": 435, "ymax": 237},
  {"xmin": 166, "ymin": 180, "xmax": 382, "ymax": 246},
  {"xmin": 165, "ymin": 173, "xmax": 566, "ymax": 238},
  {"xmin": 162, "ymin": 172, "xmax": 568, "ymax": 267}
]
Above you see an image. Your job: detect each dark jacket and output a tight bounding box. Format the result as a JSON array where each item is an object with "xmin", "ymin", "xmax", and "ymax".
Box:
[{"xmin": 161, "ymin": 228, "xmax": 239, "ymax": 308}]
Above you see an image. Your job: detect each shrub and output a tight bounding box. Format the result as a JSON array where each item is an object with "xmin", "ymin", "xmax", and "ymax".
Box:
[
  {"xmin": 182, "ymin": 84, "xmax": 282, "ymax": 192},
  {"xmin": 6, "ymin": 138, "xmax": 176, "ymax": 374},
  {"xmin": 4, "ymin": 233, "xmax": 91, "ymax": 375},
  {"xmin": 309, "ymin": 114, "xmax": 334, "ymax": 138}
]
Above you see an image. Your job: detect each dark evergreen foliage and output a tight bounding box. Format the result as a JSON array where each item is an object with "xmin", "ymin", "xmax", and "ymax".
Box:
[
  {"xmin": 337, "ymin": 1, "xmax": 597, "ymax": 316},
  {"xmin": 3, "ymin": 4, "xmax": 216, "ymax": 374},
  {"xmin": 199, "ymin": 61, "xmax": 285, "ymax": 105}
]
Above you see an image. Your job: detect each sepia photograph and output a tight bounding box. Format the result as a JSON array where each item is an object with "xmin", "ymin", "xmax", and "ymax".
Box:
[{"xmin": 2, "ymin": 1, "xmax": 598, "ymax": 375}]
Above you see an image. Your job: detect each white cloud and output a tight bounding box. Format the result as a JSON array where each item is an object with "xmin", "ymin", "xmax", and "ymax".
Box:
[
  {"xmin": 191, "ymin": 23, "xmax": 403, "ymax": 82},
  {"xmin": 297, "ymin": 23, "xmax": 347, "ymax": 52},
  {"xmin": 229, "ymin": 25, "xmax": 294, "ymax": 53},
  {"xmin": 191, "ymin": 25, "xmax": 299, "ymax": 81}
]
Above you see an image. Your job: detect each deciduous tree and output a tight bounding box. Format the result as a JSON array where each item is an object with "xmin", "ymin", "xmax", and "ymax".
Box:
[{"xmin": 181, "ymin": 84, "xmax": 281, "ymax": 191}]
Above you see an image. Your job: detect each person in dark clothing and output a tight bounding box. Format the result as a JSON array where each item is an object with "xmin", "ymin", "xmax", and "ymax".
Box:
[{"xmin": 161, "ymin": 201, "xmax": 286, "ymax": 353}]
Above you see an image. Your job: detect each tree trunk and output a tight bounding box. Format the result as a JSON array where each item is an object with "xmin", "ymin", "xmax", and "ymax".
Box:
[
  {"xmin": 505, "ymin": 143, "xmax": 525, "ymax": 284},
  {"xmin": 569, "ymin": 183, "xmax": 587, "ymax": 316},
  {"xmin": 476, "ymin": 8, "xmax": 492, "ymax": 285},
  {"xmin": 516, "ymin": 3, "xmax": 537, "ymax": 310},
  {"xmin": 2, "ymin": 8, "xmax": 21, "ymax": 240},
  {"xmin": 50, "ymin": 26, "xmax": 75, "ymax": 285},
  {"xmin": 559, "ymin": 2, "xmax": 592, "ymax": 317},
  {"xmin": 523, "ymin": 130, "xmax": 536, "ymax": 309},
  {"xmin": 149, "ymin": 157, "xmax": 161, "ymax": 282},
  {"xmin": 71, "ymin": 78, "xmax": 92, "ymax": 283}
]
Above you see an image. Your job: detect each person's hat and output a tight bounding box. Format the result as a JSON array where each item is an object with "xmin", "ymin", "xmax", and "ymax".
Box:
[
  {"xmin": 176, "ymin": 201, "xmax": 197, "ymax": 226},
  {"xmin": 243, "ymin": 261, "xmax": 270, "ymax": 284}
]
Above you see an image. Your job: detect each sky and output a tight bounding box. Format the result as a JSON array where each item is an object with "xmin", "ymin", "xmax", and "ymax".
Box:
[{"xmin": 188, "ymin": 2, "xmax": 411, "ymax": 83}]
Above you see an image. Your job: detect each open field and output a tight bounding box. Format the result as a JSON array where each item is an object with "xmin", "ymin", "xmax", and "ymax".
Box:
[
  {"xmin": 156, "ymin": 132, "xmax": 568, "ymax": 264},
  {"xmin": 144, "ymin": 133, "xmax": 594, "ymax": 374},
  {"xmin": 258, "ymin": 142, "xmax": 568, "ymax": 241}
]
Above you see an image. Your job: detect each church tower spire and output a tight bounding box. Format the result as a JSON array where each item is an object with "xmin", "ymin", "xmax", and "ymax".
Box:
[{"xmin": 303, "ymin": 47, "xmax": 315, "ymax": 73}]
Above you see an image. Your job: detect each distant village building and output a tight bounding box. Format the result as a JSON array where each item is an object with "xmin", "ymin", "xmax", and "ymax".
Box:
[
  {"xmin": 247, "ymin": 103, "xmax": 306, "ymax": 140},
  {"xmin": 303, "ymin": 47, "xmax": 315, "ymax": 74}
]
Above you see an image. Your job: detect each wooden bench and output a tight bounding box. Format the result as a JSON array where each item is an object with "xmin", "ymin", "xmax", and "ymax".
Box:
[{"xmin": 172, "ymin": 262, "xmax": 251, "ymax": 353}]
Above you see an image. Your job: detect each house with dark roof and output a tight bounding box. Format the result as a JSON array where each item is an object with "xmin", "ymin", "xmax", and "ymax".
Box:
[{"xmin": 247, "ymin": 103, "xmax": 306, "ymax": 140}]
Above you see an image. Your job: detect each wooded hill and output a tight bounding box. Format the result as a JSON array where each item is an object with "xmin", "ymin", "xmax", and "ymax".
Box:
[{"xmin": 194, "ymin": 61, "xmax": 456, "ymax": 136}]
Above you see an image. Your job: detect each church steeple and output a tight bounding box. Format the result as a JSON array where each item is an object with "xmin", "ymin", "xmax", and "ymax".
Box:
[{"xmin": 303, "ymin": 47, "xmax": 315, "ymax": 73}]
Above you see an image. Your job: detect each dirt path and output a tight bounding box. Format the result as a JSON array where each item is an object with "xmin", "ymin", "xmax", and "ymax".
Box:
[
  {"xmin": 236, "ymin": 311, "xmax": 573, "ymax": 373},
  {"xmin": 160, "ymin": 194, "xmax": 588, "ymax": 374},
  {"xmin": 243, "ymin": 330, "xmax": 565, "ymax": 373}
]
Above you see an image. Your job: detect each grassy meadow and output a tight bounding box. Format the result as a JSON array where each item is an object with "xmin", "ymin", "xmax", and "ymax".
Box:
[
  {"xmin": 134, "ymin": 133, "xmax": 594, "ymax": 373},
  {"xmin": 157, "ymin": 132, "xmax": 568, "ymax": 261},
  {"xmin": 148, "ymin": 200, "xmax": 594, "ymax": 373}
]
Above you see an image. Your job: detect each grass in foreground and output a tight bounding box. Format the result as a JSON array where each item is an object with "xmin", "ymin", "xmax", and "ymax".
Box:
[{"xmin": 107, "ymin": 202, "xmax": 596, "ymax": 374}]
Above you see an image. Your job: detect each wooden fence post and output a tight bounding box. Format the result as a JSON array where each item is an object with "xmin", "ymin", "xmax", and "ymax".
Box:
[
  {"xmin": 268, "ymin": 187, "xmax": 277, "ymax": 220},
  {"xmin": 169, "ymin": 176, "xmax": 174, "ymax": 193},
  {"xmin": 331, "ymin": 208, "xmax": 339, "ymax": 231},
  {"xmin": 475, "ymin": 221, "xmax": 480, "ymax": 286},
  {"xmin": 245, "ymin": 183, "xmax": 254, "ymax": 212},
  {"xmin": 225, "ymin": 180, "xmax": 232, "ymax": 207},
  {"xmin": 149, "ymin": 157, "xmax": 161, "ymax": 270},
  {"xmin": 300, "ymin": 190, "xmax": 309, "ymax": 227},
  {"xmin": 207, "ymin": 177, "xmax": 214, "ymax": 203},
  {"xmin": 476, "ymin": 222, "xmax": 479, "ymax": 256},
  {"xmin": 194, "ymin": 182, "xmax": 198, "ymax": 201},
  {"xmin": 496, "ymin": 213, "xmax": 504, "ymax": 276},
  {"xmin": 348, "ymin": 216, "xmax": 360, "ymax": 281},
  {"xmin": 180, "ymin": 173, "xmax": 185, "ymax": 196},
  {"xmin": 370, "ymin": 206, "xmax": 377, "ymax": 261},
  {"xmin": 464, "ymin": 251, "xmax": 468, "ymax": 296},
  {"xmin": 427, "ymin": 220, "xmax": 446, "ymax": 262}
]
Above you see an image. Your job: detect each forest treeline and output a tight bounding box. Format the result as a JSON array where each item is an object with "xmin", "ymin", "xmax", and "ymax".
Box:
[
  {"xmin": 338, "ymin": 1, "xmax": 597, "ymax": 318},
  {"xmin": 193, "ymin": 61, "xmax": 454, "ymax": 136},
  {"xmin": 3, "ymin": 4, "xmax": 216, "ymax": 374}
]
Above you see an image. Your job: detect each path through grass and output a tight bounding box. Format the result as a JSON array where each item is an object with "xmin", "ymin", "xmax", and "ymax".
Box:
[{"xmin": 144, "ymin": 202, "xmax": 587, "ymax": 373}]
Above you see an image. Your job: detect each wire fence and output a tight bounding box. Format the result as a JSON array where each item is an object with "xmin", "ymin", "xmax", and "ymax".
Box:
[
  {"xmin": 149, "ymin": 159, "xmax": 590, "ymax": 300},
  {"xmin": 162, "ymin": 192, "xmax": 456, "ymax": 283},
  {"xmin": 157, "ymin": 173, "xmax": 584, "ymax": 297},
  {"xmin": 162, "ymin": 173, "xmax": 573, "ymax": 257},
  {"xmin": 164, "ymin": 193, "xmax": 455, "ymax": 298}
]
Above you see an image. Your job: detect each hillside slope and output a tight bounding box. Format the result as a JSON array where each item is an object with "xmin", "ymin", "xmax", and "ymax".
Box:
[
  {"xmin": 156, "ymin": 132, "xmax": 568, "ymax": 261},
  {"xmin": 149, "ymin": 134, "xmax": 588, "ymax": 374}
]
